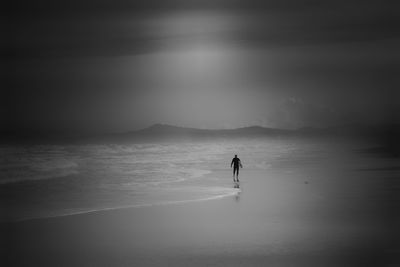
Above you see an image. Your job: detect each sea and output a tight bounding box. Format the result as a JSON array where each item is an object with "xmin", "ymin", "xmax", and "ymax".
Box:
[{"xmin": 1, "ymin": 137, "xmax": 398, "ymax": 222}]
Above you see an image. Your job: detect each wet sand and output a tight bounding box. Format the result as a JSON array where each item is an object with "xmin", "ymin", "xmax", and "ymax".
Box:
[{"xmin": 3, "ymin": 167, "xmax": 398, "ymax": 266}]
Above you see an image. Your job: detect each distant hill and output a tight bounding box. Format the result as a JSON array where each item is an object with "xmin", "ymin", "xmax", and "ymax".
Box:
[
  {"xmin": 93, "ymin": 124, "xmax": 292, "ymax": 143},
  {"xmin": 1, "ymin": 123, "xmax": 399, "ymax": 145},
  {"xmin": 135, "ymin": 124, "xmax": 290, "ymax": 136},
  {"xmin": 79, "ymin": 123, "xmax": 400, "ymax": 144}
]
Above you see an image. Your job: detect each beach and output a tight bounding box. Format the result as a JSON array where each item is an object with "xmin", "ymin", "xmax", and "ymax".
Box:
[
  {"xmin": 3, "ymin": 139, "xmax": 399, "ymax": 266},
  {"xmin": 5, "ymin": 0, "xmax": 398, "ymax": 264}
]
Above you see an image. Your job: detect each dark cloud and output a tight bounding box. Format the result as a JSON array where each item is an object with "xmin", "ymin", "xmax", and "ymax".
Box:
[{"xmin": 5, "ymin": 0, "xmax": 398, "ymax": 59}]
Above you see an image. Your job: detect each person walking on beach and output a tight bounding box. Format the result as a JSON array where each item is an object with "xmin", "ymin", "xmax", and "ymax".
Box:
[{"xmin": 231, "ymin": 154, "xmax": 243, "ymax": 182}]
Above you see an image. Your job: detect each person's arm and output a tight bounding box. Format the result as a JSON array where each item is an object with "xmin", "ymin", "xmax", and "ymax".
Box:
[
  {"xmin": 239, "ymin": 159, "xmax": 243, "ymax": 168},
  {"xmin": 231, "ymin": 159, "xmax": 234, "ymax": 168}
]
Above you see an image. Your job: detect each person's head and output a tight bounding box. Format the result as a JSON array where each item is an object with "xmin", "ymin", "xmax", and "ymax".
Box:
[{"xmin": 235, "ymin": 154, "xmax": 237, "ymax": 158}]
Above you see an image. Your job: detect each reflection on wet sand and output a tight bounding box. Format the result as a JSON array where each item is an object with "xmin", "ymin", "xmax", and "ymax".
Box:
[{"xmin": 234, "ymin": 182, "xmax": 241, "ymax": 202}]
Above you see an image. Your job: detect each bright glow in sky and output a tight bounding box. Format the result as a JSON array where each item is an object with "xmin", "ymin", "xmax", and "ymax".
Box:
[{"xmin": 5, "ymin": 1, "xmax": 399, "ymax": 132}]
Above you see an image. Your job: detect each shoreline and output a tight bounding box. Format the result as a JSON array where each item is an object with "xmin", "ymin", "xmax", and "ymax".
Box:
[{"xmin": 2, "ymin": 169, "xmax": 239, "ymax": 224}]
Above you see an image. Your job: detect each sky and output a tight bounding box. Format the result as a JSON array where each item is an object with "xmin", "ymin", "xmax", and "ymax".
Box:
[{"xmin": 3, "ymin": 0, "xmax": 399, "ymax": 132}]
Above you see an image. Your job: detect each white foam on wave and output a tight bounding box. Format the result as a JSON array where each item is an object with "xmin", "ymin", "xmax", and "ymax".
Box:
[
  {"xmin": 0, "ymin": 159, "xmax": 79, "ymax": 184},
  {"xmin": 0, "ymin": 145, "xmax": 81, "ymax": 184}
]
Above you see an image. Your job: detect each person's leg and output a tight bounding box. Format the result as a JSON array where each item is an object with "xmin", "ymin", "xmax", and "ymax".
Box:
[
  {"xmin": 233, "ymin": 167, "xmax": 239, "ymax": 182},
  {"xmin": 236, "ymin": 167, "xmax": 239, "ymax": 182}
]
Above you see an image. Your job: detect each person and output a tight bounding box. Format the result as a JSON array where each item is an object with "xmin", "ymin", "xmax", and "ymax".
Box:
[{"xmin": 230, "ymin": 154, "xmax": 243, "ymax": 182}]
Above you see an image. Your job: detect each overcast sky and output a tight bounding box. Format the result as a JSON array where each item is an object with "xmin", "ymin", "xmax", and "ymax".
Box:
[{"xmin": 4, "ymin": 0, "xmax": 399, "ymax": 132}]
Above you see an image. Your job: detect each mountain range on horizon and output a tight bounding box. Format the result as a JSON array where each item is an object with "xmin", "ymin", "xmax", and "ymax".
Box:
[{"xmin": 2, "ymin": 122, "xmax": 399, "ymax": 144}]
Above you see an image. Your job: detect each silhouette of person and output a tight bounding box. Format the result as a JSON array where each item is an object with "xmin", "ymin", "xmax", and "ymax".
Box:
[{"xmin": 231, "ymin": 154, "xmax": 243, "ymax": 182}]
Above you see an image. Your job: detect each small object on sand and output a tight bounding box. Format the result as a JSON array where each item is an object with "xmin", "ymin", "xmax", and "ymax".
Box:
[{"xmin": 304, "ymin": 181, "xmax": 309, "ymax": 184}]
